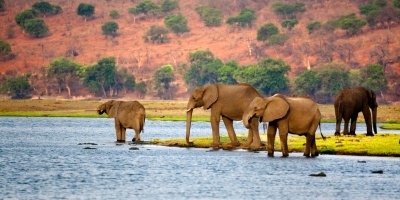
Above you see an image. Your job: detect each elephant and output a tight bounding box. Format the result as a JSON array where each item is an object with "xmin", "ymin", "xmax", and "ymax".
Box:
[
  {"xmin": 242, "ymin": 94, "xmax": 322, "ymax": 157},
  {"xmin": 97, "ymin": 100, "xmax": 146, "ymax": 142},
  {"xmin": 334, "ymin": 86, "xmax": 378, "ymax": 137},
  {"xmin": 186, "ymin": 83, "xmax": 261, "ymax": 148}
]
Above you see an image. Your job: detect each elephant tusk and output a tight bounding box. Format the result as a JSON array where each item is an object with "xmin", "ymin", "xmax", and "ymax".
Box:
[{"xmin": 186, "ymin": 108, "xmax": 193, "ymax": 112}]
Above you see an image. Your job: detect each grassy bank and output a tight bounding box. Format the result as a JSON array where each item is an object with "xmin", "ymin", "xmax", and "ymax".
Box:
[
  {"xmin": 151, "ymin": 133, "xmax": 400, "ymax": 157},
  {"xmin": 0, "ymin": 99, "xmax": 399, "ymax": 123}
]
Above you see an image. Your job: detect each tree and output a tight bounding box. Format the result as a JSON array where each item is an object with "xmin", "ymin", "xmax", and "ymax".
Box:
[
  {"xmin": 114, "ymin": 67, "xmax": 135, "ymax": 95},
  {"xmin": 0, "ymin": 40, "xmax": 11, "ymax": 61},
  {"xmin": 292, "ymin": 70, "xmax": 320, "ymax": 97},
  {"xmin": 143, "ymin": 25, "xmax": 170, "ymax": 43},
  {"xmin": 101, "ymin": 21, "xmax": 119, "ymax": 37},
  {"xmin": 218, "ymin": 60, "xmax": 239, "ymax": 85},
  {"xmin": 268, "ymin": 34, "xmax": 289, "ymax": 46},
  {"xmin": 24, "ymin": 19, "xmax": 49, "ymax": 38},
  {"xmin": 32, "ymin": 1, "xmax": 54, "ymax": 16},
  {"xmin": 129, "ymin": 0, "xmax": 160, "ymax": 17},
  {"xmin": 306, "ymin": 21, "xmax": 321, "ymax": 34},
  {"xmin": 164, "ymin": 14, "xmax": 189, "ymax": 35},
  {"xmin": 109, "ymin": 10, "xmax": 119, "ymax": 19},
  {"xmin": 315, "ymin": 62, "xmax": 351, "ymax": 103},
  {"xmin": 135, "ymin": 81, "xmax": 147, "ymax": 99},
  {"xmin": 257, "ymin": 23, "xmax": 279, "ymax": 42},
  {"xmin": 195, "ymin": 6, "xmax": 222, "ymax": 27},
  {"xmin": 337, "ymin": 13, "xmax": 367, "ymax": 36},
  {"xmin": 161, "ymin": 0, "xmax": 178, "ymax": 12},
  {"xmin": 272, "ymin": 2, "xmax": 305, "ymax": 19},
  {"xmin": 0, "ymin": 0, "xmax": 5, "ymax": 12},
  {"xmin": 77, "ymin": 3, "xmax": 94, "ymax": 21},
  {"xmin": 361, "ymin": 64, "xmax": 387, "ymax": 94},
  {"xmin": 395, "ymin": 0, "xmax": 400, "ymax": 8},
  {"xmin": 281, "ymin": 19, "xmax": 298, "ymax": 31},
  {"xmin": 83, "ymin": 57, "xmax": 117, "ymax": 97},
  {"xmin": 153, "ymin": 64, "xmax": 175, "ymax": 99},
  {"xmin": 47, "ymin": 57, "xmax": 83, "ymax": 97},
  {"xmin": 4, "ymin": 75, "xmax": 31, "ymax": 99},
  {"xmin": 235, "ymin": 58, "xmax": 291, "ymax": 95},
  {"xmin": 226, "ymin": 8, "xmax": 256, "ymax": 28},
  {"xmin": 183, "ymin": 50, "xmax": 222, "ymax": 90},
  {"xmin": 15, "ymin": 9, "xmax": 37, "ymax": 28}
]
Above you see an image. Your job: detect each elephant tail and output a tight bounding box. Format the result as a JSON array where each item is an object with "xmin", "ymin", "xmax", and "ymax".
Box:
[
  {"xmin": 319, "ymin": 122, "xmax": 326, "ymax": 140},
  {"xmin": 140, "ymin": 113, "xmax": 145, "ymax": 134}
]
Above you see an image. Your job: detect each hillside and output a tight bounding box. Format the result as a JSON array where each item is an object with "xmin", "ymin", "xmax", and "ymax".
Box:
[{"xmin": 0, "ymin": 0, "xmax": 399, "ymax": 100}]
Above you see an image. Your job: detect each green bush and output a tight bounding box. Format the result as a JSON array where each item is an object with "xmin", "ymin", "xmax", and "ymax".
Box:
[
  {"xmin": 256, "ymin": 23, "xmax": 279, "ymax": 41},
  {"xmin": 24, "ymin": 18, "xmax": 49, "ymax": 38},
  {"xmin": 109, "ymin": 10, "xmax": 119, "ymax": 19},
  {"xmin": 164, "ymin": 14, "xmax": 189, "ymax": 35}
]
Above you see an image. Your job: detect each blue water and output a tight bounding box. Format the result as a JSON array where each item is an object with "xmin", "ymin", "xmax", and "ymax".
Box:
[{"xmin": 0, "ymin": 117, "xmax": 399, "ymax": 199}]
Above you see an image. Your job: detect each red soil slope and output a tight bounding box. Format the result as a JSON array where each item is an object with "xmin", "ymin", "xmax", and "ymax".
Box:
[{"xmin": 0, "ymin": 0, "xmax": 399, "ymax": 100}]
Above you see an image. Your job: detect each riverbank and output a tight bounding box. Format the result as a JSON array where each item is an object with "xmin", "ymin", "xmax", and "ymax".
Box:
[
  {"xmin": 151, "ymin": 133, "xmax": 400, "ymax": 157},
  {"xmin": 1, "ymin": 99, "xmax": 400, "ymax": 124}
]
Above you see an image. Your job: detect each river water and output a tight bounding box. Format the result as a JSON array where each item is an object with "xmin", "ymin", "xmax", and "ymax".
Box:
[{"xmin": 0, "ymin": 117, "xmax": 399, "ymax": 199}]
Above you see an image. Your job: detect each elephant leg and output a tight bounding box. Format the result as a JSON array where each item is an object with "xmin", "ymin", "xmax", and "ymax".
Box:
[
  {"xmin": 343, "ymin": 119, "xmax": 350, "ymax": 135},
  {"xmin": 210, "ymin": 114, "xmax": 221, "ymax": 149},
  {"xmin": 222, "ymin": 116, "xmax": 239, "ymax": 146},
  {"xmin": 121, "ymin": 127, "xmax": 126, "ymax": 141},
  {"xmin": 133, "ymin": 128, "xmax": 140, "ymax": 142},
  {"xmin": 278, "ymin": 125, "xmax": 289, "ymax": 157},
  {"xmin": 249, "ymin": 118, "xmax": 261, "ymax": 148},
  {"xmin": 362, "ymin": 109, "xmax": 374, "ymax": 136},
  {"xmin": 335, "ymin": 117, "xmax": 342, "ymax": 136},
  {"xmin": 115, "ymin": 120, "xmax": 124, "ymax": 142},
  {"xmin": 311, "ymin": 137, "xmax": 319, "ymax": 157},
  {"xmin": 267, "ymin": 123, "xmax": 278, "ymax": 157},
  {"xmin": 349, "ymin": 114, "xmax": 358, "ymax": 135},
  {"xmin": 308, "ymin": 121, "xmax": 319, "ymax": 157},
  {"xmin": 304, "ymin": 134, "xmax": 317, "ymax": 157}
]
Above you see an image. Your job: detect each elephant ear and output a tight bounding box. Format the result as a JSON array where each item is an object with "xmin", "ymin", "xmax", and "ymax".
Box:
[
  {"xmin": 202, "ymin": 84, "xmax": 218, "ymax": 110},
  {"xmin": 262, "ymin": 95, "xmax": 289, "ymax": 122},
  {"xmin": 108, "ymin": 100, "xmax": 119, "ymax": 118}
]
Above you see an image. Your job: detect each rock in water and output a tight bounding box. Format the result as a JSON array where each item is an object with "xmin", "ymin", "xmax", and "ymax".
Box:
[{"xmin": 309, "ymin": 172, "xmax": 326, "ymax": 177}]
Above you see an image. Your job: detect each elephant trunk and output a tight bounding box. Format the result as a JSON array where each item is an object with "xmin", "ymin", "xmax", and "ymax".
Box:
[
  {"xmin": 242, "ymin": 111, "xmax": 251, "ymax": 129},
  {"xmin": 372, "ymin": 107, "xmax": 377, "ymax": 134},
  {"xmin": 186, "ymin": 109, "xmax": 194, "ymax": 145}
]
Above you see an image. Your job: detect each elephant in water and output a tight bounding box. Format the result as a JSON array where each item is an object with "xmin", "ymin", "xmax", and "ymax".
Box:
[
  {"xmin": 186, "ymin": 83, "xmax": 261, "ymax": 148},
  {"xmin": 242, "ymin": 94, "xmax": 322, "ymax": 157},
  {"xmin": 97, "ymin": 100, "xmax": 145, "ymax": 142},
  {"xmin": 334, "ymin": 86, "xmax": 378, "ymax": 136}
]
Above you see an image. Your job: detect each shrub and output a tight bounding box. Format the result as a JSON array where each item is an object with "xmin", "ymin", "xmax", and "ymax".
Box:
[
  {"xmin": 109, "ymin": 10, "xmax": 119, "ymax": 19},
  {"xmin": 24, "ymin": 18, "xmax": 49, "ymax": 38}
]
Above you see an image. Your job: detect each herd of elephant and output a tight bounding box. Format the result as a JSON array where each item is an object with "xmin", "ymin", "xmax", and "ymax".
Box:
[{"xmin": 97, "ymin": 83, "xmax": 378, "ymax": 157}]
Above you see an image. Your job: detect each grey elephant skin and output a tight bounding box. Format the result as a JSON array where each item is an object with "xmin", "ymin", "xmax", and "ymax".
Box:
[
  {"xmin": 186, "ymin": 83, "xmax": 261, "ymax": 148},
  {"xmin": 97, "ymin": 100, "xmax": 145, "ymax": 142},
  {"xmin": 243, "ymin": 94, "xmax": 322, "ymax": 157},
  {"xmin": 334, "ymin": 86, "xmax": 378, "ymax": 136}
]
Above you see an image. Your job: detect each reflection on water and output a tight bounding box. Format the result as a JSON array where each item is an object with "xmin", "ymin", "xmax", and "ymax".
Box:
[{"xmin": 0, "ymin": 117, "xmax": 399, "ymax": 199}]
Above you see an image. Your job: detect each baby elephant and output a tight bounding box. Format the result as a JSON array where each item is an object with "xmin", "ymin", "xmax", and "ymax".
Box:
[
  {"xmin": 97, "ymin": 100, "xmax": 145, "ymax": 142},
  {"xmin": 243, "ymin": 94, "xmax": 322, "ymax": 157}
]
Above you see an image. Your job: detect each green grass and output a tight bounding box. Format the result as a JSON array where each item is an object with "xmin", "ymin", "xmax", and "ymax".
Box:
[
  {"xmin": 380, "ymin": 123, "xmax": 400, "ymax": 130},
  {"xmin": 0, "ymin": 111, "xmax": 102, "ymax": 118},
  {"xmin": 151, "ymin": 133, "xmax": 400, "ymax": 157},
  {"xmin": 146, "ymin": 115, "xmax": 209, "ymax": 122}
]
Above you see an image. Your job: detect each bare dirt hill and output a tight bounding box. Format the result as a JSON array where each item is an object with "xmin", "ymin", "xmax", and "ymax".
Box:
[{"xmin": 0, "ymin": 0, "xmax": 399, "ymax": 100}]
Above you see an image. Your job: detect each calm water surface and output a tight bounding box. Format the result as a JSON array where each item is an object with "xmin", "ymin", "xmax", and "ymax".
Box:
[{"xmin": 0, "ymin": 117, "xmax": 399, "ymax": 199}]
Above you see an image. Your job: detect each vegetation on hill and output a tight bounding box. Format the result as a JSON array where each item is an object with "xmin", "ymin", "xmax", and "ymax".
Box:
[{"xmin": 0, "ymin": 0, "xmax": 399, "ymax": 102}]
